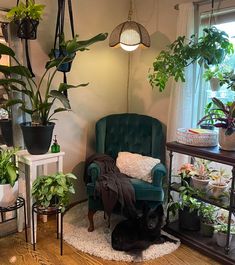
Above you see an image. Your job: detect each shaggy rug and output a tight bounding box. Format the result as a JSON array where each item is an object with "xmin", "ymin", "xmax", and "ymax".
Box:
[{"xmin": 63, "ymin": 202, "xmax": 180, "ymax": 262}]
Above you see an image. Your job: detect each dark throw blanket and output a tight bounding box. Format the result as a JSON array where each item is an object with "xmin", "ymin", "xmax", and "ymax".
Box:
[{"xmin": 85, "ymin": 154, "xmax": 136, "ymax": 218}]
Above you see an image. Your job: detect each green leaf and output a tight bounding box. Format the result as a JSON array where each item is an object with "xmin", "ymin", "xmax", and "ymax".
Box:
[
  {"xmin": 5, "ymin": 99, "xmax": 24, "ymax": 107},
  {"xmin": 6, "ymin": 165, "xmax": 17, "ymax": 187},
  {"xmin": 0, "ymin": 65, "xmax": 31, "ymax": 78},
  {"xmin": 58, "ymin": 82, "xmax": 89, "ymax": 92},
  {"xmin": 0, "ymin": 43, "xmax": 15, "ymax": 57},
  {"xmin": 0, "ymin": 78, "xmax": 26, "ymax": 87},
  {"xmin": 50, "ymin": 90, "xmax": 71, "ymax": 109}
]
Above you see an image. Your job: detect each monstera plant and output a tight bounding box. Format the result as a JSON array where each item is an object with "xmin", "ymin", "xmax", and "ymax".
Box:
[
  {"xmin": 148, "ymin": 27, "xmax": 234, "ymax": 92},
  {"xmin": 0, "ymin": 32, "xmax": 108, "ymax": 154}
]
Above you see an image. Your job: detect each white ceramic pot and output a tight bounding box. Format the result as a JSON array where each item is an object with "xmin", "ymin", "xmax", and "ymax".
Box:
[
  {"xmin": 216, "ymin": 231, "xmax": 232, "ymax": 247},
  {"xmin": 191, "ymin": 176, "xmax": 210, "ymax": 190},
  {"xmin": 0, "ymin": 180, "xmax": 19, "ymax": 207},
  {"xmin": 219, "ymin": 128, "xmax": 235, "ymax": 151},
  {"xmin": 209, "ymin": 181, "xmax": 228, "ymax": 198}
]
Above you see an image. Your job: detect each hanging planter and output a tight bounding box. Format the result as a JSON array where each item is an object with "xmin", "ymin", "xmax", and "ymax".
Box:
[
  {"xmin": 53, "ymin": 47, "xmax": 75, "ymax": 73},
  {"xmin": 15, "ymin": 17, "xmax": 39, "ymax": 39},
  {"xmin": 6, "ymin": 0, "xmax": 45, "ymax": 40}
]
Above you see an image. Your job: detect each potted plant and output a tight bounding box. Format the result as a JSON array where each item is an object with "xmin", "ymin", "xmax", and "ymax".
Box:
[
  {"xmin": 168, "ymin": 182, "xmax": 201, "ymax": 231},
  {"xmin": 209, "ymin": 168, "xmax": 231, "ymax": 198},
  {"xmin": 190, "ymin": 158, "xmax": 213, "ymax": 191},
  {"xmin": 31, "ymin": 172, "xmax": 76, "ymax": 212},
  {"xmin": 198, "ymin": 97, "xmax": 235, "ymax": 151},
  {"xmin": 148, "ymin": 27, "xmax": 234, "ymax": 92},
  {"xmin": 199, "ymin": 203, "xmax": 217, "ymax": 237},
  {"xmin": 6, "ymin": 0, "xmax": 45, "ymax": 40},
  {"xmin": 0, "ymin": 148, "xmax": 18, "ymax": 207},
  {"xmin": 177, "ymin": 163, "xmax": 195, "ymax": 185},
  {"xmin": 0, "ymin": 32, "xmax": 108, "ymax": 154},
  {"xmin": 214, "ymin": 224, "xmax": 235, "ymax": 247}
]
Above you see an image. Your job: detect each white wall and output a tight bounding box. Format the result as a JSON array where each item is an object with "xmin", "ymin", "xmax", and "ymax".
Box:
[{"xmin": 1, "ymin": 0, "xmax": 189, "ymax": 201}]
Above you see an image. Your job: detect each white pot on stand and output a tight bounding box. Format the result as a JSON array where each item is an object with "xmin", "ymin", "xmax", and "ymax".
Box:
[
  {"xmin": 219, "ymin": 128, "xmax": 235, "ymax": 151},
  {"xmin": 0, "ymin": 180, "xmax": 19, "ymax": 207},
  {"xmin": 191, "ymin": 175, "xmax": 210, "ymax": 190},
  {"xmin": 209, "ymin": 181, "xmax": 228, "ymax": 198},
  {"xmin": 210, "ymin": 77, "xmax": 220, "ymax": 91}
]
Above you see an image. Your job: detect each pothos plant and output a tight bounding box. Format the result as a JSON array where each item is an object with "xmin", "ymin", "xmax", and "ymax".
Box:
[
  {"xmin": 0, "ymin": 32, "xmax": 108, "ymax": 125},
  {"xmin": 31, "ymin": 172, "xmax": 77, "ymax": 212},
  {"xmin": 148, "ymin": 27, "xmax": 234, "ymax": 92}
]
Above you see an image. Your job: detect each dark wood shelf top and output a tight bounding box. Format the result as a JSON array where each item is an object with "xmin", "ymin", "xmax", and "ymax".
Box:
[{"xmin": 166, "ymin": 141, "xmax": 235, "ymax": 166}]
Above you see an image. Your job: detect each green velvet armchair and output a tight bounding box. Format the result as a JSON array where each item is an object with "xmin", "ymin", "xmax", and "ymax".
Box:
[{"xmin": 86, "ymin": 113, "xmax": 166, "ymax": 231}]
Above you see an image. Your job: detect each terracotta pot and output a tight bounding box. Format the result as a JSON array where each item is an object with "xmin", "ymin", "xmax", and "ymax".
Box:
[
  {"xmin": 191, "ymin": 176, "xmax": 210, "ymax": 190},
  {"xmin": 219, "ymin": 128, "xmax": 235, "ymax": 151},
  {"xmin": 0, "ymin": 180, "xmax": 19, "ymax": 207}
]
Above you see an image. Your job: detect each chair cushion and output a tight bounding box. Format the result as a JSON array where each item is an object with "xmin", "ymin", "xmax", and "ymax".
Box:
[
  {"xmin": 116, "ymin": 151, "xmax": 160, "ymax": 183},
  {"xmin": 87, "ymin": 178, "xmax": 164, "ymax": 202}
]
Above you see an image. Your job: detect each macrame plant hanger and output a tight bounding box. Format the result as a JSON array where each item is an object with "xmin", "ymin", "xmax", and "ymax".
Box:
[
  {"xmin": 54, "ymin": 0, "xmax": 75, "ymax": 97},
  {"xmin": 16, "ymin": 0, "xmax": 35, "ymax": 77},
  {"xmin": 209, "ymin": 0, "xmax": 216, "ymax": 26}
]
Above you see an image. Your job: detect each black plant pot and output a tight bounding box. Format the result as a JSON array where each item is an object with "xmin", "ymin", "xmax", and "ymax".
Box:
[
  {"xmin": 54, "ymin": 49, "xmax": 74, "ymax": 72},
  {"xmin": 200, "ymin": 221, "xmax": 214, "ymax": 237},
  {"xmin": 15, "ymin": 18, "xmax": 39, "ymax": 40},
  {"xmin": 0, "ymin": 119, "xmax": 13, "ymax": 147},
  {"xmin": 179, "ymin": 207, "xmax": 200, "ymax": 231},
  {"xmin": 20, "ymin": 122, "xmax": 55, "ymax": 155},
  {"xmin": 200, "ymin": 124, "xmax": 214, "ymax": 130}
]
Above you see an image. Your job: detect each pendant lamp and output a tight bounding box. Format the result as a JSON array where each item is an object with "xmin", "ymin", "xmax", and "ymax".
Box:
[{"xmin": 109, "ymin": 0, "xmax": 150, "ymax": 51}]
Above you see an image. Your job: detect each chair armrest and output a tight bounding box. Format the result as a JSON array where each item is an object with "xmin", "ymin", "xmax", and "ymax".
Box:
[
  {"xmin": 151, "ymin": 163, "xmax": 166, "ymax": 187},
  {"xmin": 87, "ymin": 162, "xmax": 101, "ymax": 183}
]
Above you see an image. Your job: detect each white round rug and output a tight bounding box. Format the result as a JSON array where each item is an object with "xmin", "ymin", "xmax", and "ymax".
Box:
[{"xmin": 63, "ymin": 202, "xmax": 180, "ymax": 262}]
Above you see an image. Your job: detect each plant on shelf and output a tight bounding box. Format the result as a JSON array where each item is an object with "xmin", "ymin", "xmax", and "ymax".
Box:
[
  {"xmin": 168, "ymin": 181, "xmax": 202, "ymax": 231},
  {"xmin": 214, "ymin": 224, "xmax": 235, "ymax": 247},
  {"xmin": 209, "ymin": 168, "xmax": 231, "ymax": 198},
  {"xmin": 0, "ymin": 32, "xmax": 108, "ymax": 155},
  {"xmin": 31, "ymin": 172, "xmax": 77, "ymax": 212},
  {"xmin": 6, "ymin": 0, "xmax": 45, "ymax": 40},
  {"xmin": 0, "ymin": 148, "xmax": 19, "ymax": 207},
  {"xmin": 199, "ymin": 203, "xmax": 217, "ymax": 237},
  {"xmin": 198, "ymin": 97, "xmax": 235, "ymax": 151},
  {"xmin": 177, "ymin": 163, "xmax": 195, "ymax": 185},
  {"xmin": 148, "ymin": 27, "xmax": 234, "ymax": 92}
]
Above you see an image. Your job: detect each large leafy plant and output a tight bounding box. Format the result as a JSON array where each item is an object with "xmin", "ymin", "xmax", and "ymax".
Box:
[
  {"xmin": 198, "ymin": 97, "xmax": 235, "ymax": 135},
  {"xmin": 0, "ymin": 32, "xmax": 108, "ymax": 125},
  {"xmin": 148, "ymin": 27, "xmax": 234, "ymax": 92},
  {"xmin": 0, "ymin": 148, "xmax": 18, "ymax": 187},
  {"xmin": 31, "ymin": 172, "xmax": 76, "ymax": 212},
  {"xmin": 6, "ymin": 0, "xmax": 45, "ymax": 21}
]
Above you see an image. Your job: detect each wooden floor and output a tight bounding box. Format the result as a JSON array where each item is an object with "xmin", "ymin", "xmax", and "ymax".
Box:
[{"xmin": 0, "ymin": 217, "xmax": 221, "ymax": 265}]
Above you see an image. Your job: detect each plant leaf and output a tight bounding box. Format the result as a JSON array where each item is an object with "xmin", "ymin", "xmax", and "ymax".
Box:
[
  {"xmin": 0, "ymin": 43, "xmax": 15, "ymax": 57},
  {"xmin": 50, "ymin": 90, "xmax": 71, "ymax": 109},
  {"xmin": 58, "ymin": 82, "xmax": 89, "ymax": 92}
]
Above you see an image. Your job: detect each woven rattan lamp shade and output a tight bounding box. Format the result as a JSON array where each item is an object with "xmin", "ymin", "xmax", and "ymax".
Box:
[{"xmin": 109, "ymin": 20, "xmax": 150, "ymax": 51}]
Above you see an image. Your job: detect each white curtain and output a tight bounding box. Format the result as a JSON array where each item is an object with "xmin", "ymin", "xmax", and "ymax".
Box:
[{"xmin": 167, "ymin": 3, "xmax": 199, "ymax": 173}]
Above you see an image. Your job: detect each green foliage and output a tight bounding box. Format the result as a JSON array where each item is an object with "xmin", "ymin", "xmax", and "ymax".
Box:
[
  {"xmin": 6, "ymin": 0, "xmax": 45, "ymax": 21},
  {"xmin": 0, "ymin": 148, "xmax": 18, "ymax": 187},
  {"xmin": 0, "ymin": 32, "xmax": 108, "ymax": 125},
  {"xmin": 198, "ymin": 97, "xmax": 235, "ymax": 135},
  {"xmin": 148, "ymin": 27, "xmax": 234, "ymax": 92},
  {"xmin": 215, "ymin": 224, "xmax": 235, "ymax": 234},
  {"xmin": 168, "ymin": 181, "xmax": 201, "ymax": 216},
  {"xmin": 199, "ymin": 203, "xmax": 217, "ymax": 225},
  {"xmin": 31, "ymin": 172, "xmax": 77, "ymax": 212}
]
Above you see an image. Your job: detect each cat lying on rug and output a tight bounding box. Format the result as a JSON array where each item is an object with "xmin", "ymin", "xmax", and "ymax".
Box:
[{"xmin": 111, "ymin": 204, "xmax": 177, "ymax": 252}]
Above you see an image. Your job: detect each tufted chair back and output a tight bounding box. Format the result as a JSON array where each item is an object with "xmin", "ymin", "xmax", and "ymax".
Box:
[{"xmin": 96, "ymin": 113, "xmax": 165, "ymax": 162}]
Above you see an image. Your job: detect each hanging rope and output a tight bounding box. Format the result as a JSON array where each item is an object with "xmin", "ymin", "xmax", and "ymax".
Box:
[
  {"xmin": 53, "ymin": 0, "xmax": 75, "ymax": 97},
  {"xmin": 209, "ymin": 0, "xmax": 215, "ymax": 26}
]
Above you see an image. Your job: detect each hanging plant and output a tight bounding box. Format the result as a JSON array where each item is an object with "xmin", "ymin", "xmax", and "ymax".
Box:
[
  {"xmin": 6, "ymin": 0, "xmax": 45, "ymax": 40},
  {"xmin": 148, "ymin": 27, "xmax": 234, "ymax": 92}
]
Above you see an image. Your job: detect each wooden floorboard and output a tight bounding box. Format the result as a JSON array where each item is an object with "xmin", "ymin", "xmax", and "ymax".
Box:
[{"xmin": 0, "ymin": 217, "xmax": 221, "ymax": 265}]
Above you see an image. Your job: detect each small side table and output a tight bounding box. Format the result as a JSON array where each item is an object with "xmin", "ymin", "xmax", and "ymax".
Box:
[
  {"xmin": 32, "ymin": 203, "xmax": 63, "ymax": 255},
  {"xmin": 16, "ymin": 150, "xmax": 65, "ymax": 244},
  {"xmin": 0, "ymin": 197, "xmax": 28, "ymax": 242}
]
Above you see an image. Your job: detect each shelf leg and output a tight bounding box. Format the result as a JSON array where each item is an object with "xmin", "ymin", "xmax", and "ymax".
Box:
[
  {"xmin": 224, "ymin": 166, "xmax": 235, "ymax": 254},
  {"xmin": 166, "ymin": 150, "xmax": 173, "ymax": 226}
]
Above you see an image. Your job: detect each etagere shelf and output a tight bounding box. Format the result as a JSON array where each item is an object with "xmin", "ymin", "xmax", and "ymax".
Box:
[{"xmin": 164, "ymin": 141, "xmax": 235, "ymax": 265}]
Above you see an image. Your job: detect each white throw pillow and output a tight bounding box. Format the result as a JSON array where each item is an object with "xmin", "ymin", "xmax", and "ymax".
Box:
[{"xmin": 116, "ymin": 152, "xmax": 160, "ymax": 183}]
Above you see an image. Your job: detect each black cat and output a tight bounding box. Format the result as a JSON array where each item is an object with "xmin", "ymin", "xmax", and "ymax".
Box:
[{"xmin": 111, "ymin": 204, "xmax": 177, "ymax": 252}]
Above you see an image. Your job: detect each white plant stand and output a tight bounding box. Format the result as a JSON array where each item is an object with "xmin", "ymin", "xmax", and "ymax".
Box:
[{"xmin": 16, "ymin": 150, "xmax": 65, "ymax": 244}]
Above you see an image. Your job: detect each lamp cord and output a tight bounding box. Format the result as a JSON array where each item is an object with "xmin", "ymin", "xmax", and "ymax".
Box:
[
  {"xmin": 126, "ymin": 53, "xmax": 131, "ymax": 113},
  {"xmin": 128, "ymin": 0, "xmax": 133, "ymax": 21}
]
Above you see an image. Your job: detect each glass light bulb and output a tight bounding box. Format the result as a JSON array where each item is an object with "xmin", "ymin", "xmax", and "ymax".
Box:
[{"xmin": 120, "ymin": 28, "xmax": 140, "ymax": 52}]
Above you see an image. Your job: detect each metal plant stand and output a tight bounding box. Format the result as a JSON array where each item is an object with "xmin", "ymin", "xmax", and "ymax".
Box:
[
  {"xmin": 32, "ymin": 203, "xmax": 63, "ymax": 255},
  {"xmin": 0, "ymin": 197, "xmax": 28, "ymax": 242}
]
